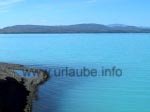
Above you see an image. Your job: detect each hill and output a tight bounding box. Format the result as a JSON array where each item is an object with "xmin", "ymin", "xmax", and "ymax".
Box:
[{"xmin": 0, "ymin": 24, "xmax": 150, "ymax": 33}]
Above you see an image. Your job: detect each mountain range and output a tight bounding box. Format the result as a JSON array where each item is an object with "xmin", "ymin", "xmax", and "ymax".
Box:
[{"xmin": 0, "ymin": 24, "xmax": 150, "ymax": 33}]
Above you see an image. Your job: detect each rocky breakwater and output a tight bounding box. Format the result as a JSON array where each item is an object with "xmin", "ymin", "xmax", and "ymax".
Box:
[{"xmin": 0, "ymin": 62, "xmax": 49, "ymax": 112}]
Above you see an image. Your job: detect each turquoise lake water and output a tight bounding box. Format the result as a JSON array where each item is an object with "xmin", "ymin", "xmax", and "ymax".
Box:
[{"xmin": 0, "ymin": 34, "xmax": 150, "ymax": 112}]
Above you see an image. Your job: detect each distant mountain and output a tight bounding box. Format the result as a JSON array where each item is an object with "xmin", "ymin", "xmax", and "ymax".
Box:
[{"xmin": 0, "ymin": 24, "xmax": 150, "ymax": 33}]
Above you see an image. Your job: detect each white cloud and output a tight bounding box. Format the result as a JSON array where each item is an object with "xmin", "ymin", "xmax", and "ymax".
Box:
[
  {"xmin": 86, "ymin": 0, "xmax": 97, "ymax": 3},
  {"xmin": 0, "ymin": 0, "xmax": 23, "ymax": 13},
  {"xmin": 30, "ymin": 18, "xmax": 48, "ymax": 24},
  {"xmin": 0, "ymin": 0, "xmax": 23, "ymax": 6},
  {"xmin": 0, "ymin": 9, "xmax": 8, "ymax": 13}
]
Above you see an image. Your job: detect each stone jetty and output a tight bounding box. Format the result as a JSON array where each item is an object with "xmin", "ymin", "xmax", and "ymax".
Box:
[{"xmin": 0, "ymin": 62, "xmax": 49, "ymax": 112}]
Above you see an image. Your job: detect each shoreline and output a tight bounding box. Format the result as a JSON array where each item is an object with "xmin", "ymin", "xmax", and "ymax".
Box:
[{"xmin": 0, "ymin": 62, "xmax": 49, "ymax": 112}]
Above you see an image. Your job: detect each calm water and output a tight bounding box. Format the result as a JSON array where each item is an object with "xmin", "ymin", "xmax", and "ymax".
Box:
[{"xmin": 0, "ymin": 34, "xmax": 150, "ymax": 112}]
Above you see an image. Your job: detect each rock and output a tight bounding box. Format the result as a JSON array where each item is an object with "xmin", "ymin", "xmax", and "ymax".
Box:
[
  {"xmin": 0, "ymin": 62, "xmax": 49, "ymax": 112},
  {"xmin": 0, "ymin": 77, "xmax": 29, "ymax": 112}
]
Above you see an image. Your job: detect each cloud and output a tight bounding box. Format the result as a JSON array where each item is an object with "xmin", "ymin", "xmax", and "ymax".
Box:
[
  {"xmin": 30, "ymin": 18, "xmax": 48, "ymax": 24},
  {"xmin": 0, "ymin": 0, "xmax": 23, "ymax": 6},
  {"xmin": 0, "ymin": 0, "xmax": 23, "ymax": 13},
  {"xmin": 0, "ymin": 9, "xmax": 8, "ymax": 13},
  {"xmin": 86, "ymin": 0, "xmax": 97, "ymax": 3}
]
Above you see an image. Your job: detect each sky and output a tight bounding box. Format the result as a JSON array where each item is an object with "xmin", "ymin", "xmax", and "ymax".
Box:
[{"xmin": 0, "ymin": 0, "xmax": 150, "ymax": 28}]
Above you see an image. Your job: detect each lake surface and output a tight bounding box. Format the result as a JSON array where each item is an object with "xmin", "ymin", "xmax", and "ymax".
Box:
[{"xmin": 0, "ymin": 34, "xmax": 150, "ymax": 112}]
